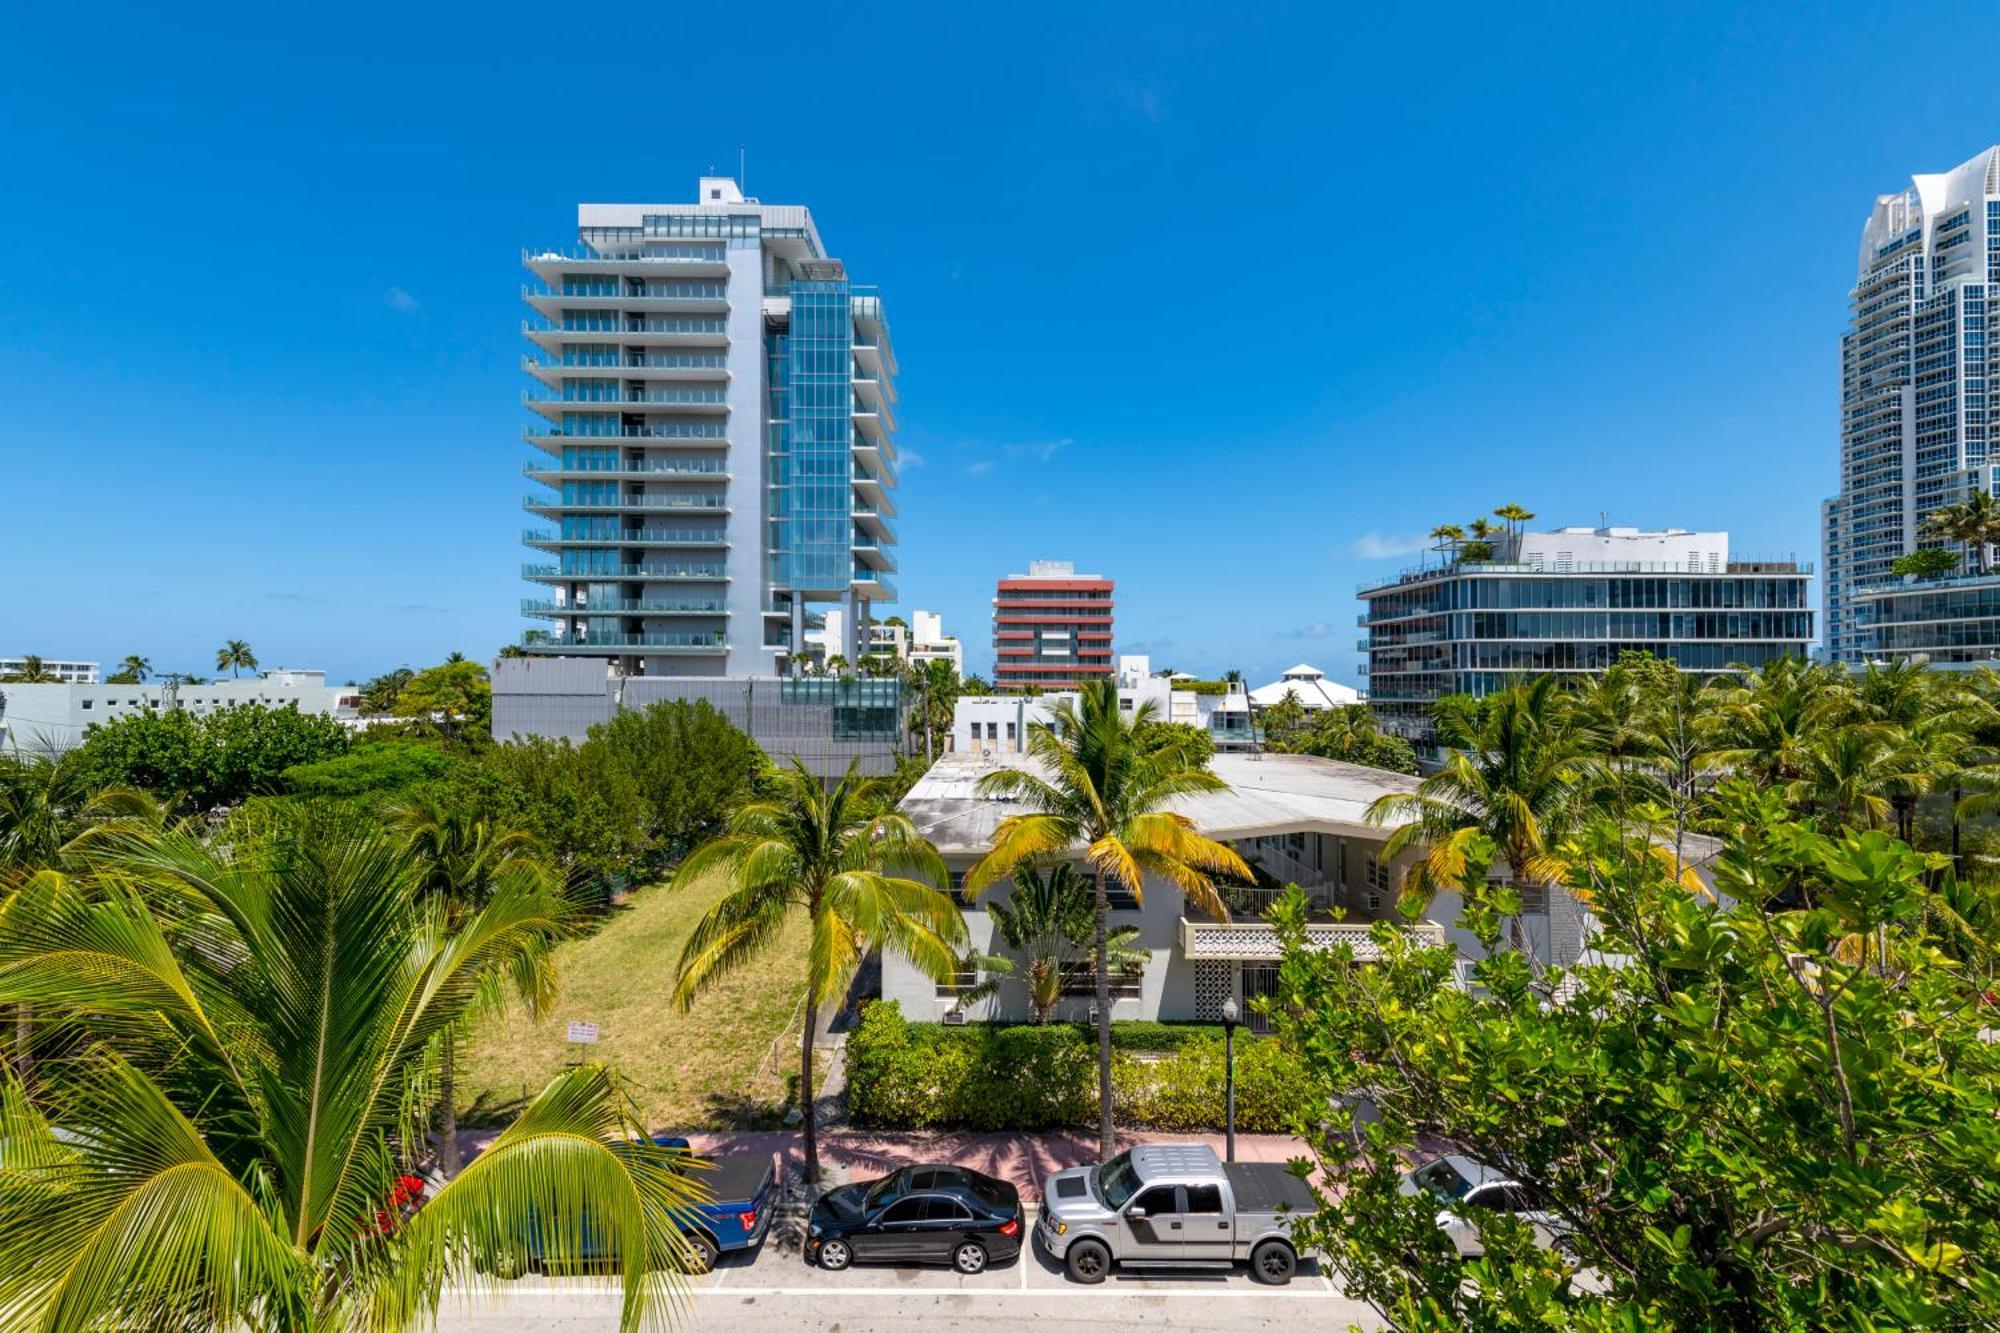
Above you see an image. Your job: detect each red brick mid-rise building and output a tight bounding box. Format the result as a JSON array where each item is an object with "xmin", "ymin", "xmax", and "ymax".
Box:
[{"xmin": 992, "ymin": 560, "xmax": 1114, "ymax": 690}]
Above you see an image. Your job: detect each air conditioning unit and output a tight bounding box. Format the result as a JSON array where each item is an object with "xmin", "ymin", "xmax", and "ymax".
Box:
[{"xmin": 941, "ymin": 1007, "xmax": 967, "ymax": 1026}]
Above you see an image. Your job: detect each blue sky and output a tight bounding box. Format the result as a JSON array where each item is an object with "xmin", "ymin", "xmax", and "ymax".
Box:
[{"xmin": 6, "ymin": 2, "xmax": 2000, "ymax": 686}]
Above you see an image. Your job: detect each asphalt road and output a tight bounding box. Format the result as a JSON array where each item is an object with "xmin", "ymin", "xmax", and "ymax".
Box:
[{"xmin": 435, "ymin": 1216, "xmax": 1381, "ymax": 1332}]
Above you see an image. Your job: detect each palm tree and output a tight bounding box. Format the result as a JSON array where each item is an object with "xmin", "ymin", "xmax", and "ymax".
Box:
[
  {"xmin": 0, "ymin": 752, "xmax": 159, "ymax": 1074},
  {"xmin": 2, "ymin": 654, "xmax": 56, "ymax": 683},
  {"xmin": 823, "ymin": 654, "xmax": 850, "ymax": 678},
  {"xmin": 963, "ymin": 863, "xmax": 1147, "ymax": 1023},
  {"xmin": 1921, "ymin": 490, "xmax": 2000, "ymax": 576},
  {"xmin": 965, "ymin": 680, "xmax": 1250, "ymax": 1161},
  {"xmin": 1367, "ymin": 677, "xmax": 1609, "ymax": 938},
  {"xmin": 0, "ymin": 812, "xmax": 704, "ymax": 1329},
  {"xmin": 1306, "ymin": 703, "xmax": 1384, "ymax": 760},
  {"xmin": 1785, "ymin": 726, "xmax": 1916, "ymax": 833},
  {"xmin": 118, "ymin": 654, "xmax": 151, "ymax": 683},
  {"xmin": 389, "ymin": 792, "xmax": 549, "ymax": 1177},
  {"xmin": 1705, "ymin": 656, "xmax": 1857, "ymax": 786},
  {"xmin": 1428, "ymin": 523, "xmax": 1466, "ymax": 561},
  {"xmin": 1493, "ymin": 503, "xmax": 1536, "ymax": 537},
  {"xmin": 909, "ymin": 658, "xmax": 961, "ymax": 761},
  {"xmin": 215, "ymin": 639, "xmax": 258, "ymax": 678},
  {"xmin": 671, "ymin": 760, "xmax": 964, "ymax": 1182}
]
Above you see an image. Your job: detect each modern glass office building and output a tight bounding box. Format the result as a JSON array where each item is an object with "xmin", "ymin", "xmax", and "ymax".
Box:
[
  {"xmin": 1823, "ymin": 147, "xmax": 2000, "ymax": 664},
  {"xmin": 520, "ymin": 177, "xmax": 898, "ymax": 677},
  {"xmin": 1359, "ymin": 527, "xmax": 1813, "ymax": 762}
]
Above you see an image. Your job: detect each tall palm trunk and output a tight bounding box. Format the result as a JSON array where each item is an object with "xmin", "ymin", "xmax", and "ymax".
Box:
[
  {"xmin": 12, "ymin": 1004, "xmax": 30, "ymax": 1080},
  {"xmin": 800, "ymin": 994, "xmax": 820, "ymax": 1183},
  {"xmin": 1092, "ymin": 872, "xmax": 1114, "ymax": 1163},
  {"xmin": 438, "ymin": 1028, "xmax": 461, "ymax": 1176}
]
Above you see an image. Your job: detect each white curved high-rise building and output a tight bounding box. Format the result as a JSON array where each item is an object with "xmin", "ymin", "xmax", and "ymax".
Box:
[{"xmin": 1823, "ymin": 147, "xmax": 2000, "ymax": 663}]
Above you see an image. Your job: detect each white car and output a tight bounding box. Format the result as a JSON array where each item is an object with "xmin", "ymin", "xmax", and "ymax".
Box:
[{"xmin": 1398, "ymin": 1154, "xmax": 1569, "ymax": 1259}]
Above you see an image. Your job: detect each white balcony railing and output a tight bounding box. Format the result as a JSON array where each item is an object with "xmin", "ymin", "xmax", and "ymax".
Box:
[{"xmin": 1178, "ymin": 918, "xmax": 1444, "ymax": 962}]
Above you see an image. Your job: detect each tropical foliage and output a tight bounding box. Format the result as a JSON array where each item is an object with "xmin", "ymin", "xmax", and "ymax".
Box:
[
  {"xmin": 669, "ymin": 761, "xmax": 963, "ymax": 1180},
  {"xmin": 0, "ymin": 809, "xmax": 705, "ymax": 1332},
  {"xmin": 961, "ymin": 862, "xmax": 1147, "ymax": 1023},
  {"xmin": 1271, "ymin": 788, "xmax": 2000, "ymax": 1330},
  {"xmin": 73, "ymin": 701, "xmax": 351, "ymax": 812},
  {"xmin": 964, "ymin": 680, "xmax": 1250, "ymax": 1161}
]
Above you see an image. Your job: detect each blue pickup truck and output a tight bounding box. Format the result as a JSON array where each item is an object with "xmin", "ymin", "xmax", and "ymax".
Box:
[
  {"xmin": 521, "ymin": 1135, "xmax": 779, "ymax": 1273},
  {"xmin": 652, "ymin": 1135, "xmax": 778, "ymax": 1271}
]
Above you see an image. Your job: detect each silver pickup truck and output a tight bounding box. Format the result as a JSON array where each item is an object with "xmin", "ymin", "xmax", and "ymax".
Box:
[{"xmin": 1038, "ymin": 1144, "xmax": 1316, "ymax": 1284}]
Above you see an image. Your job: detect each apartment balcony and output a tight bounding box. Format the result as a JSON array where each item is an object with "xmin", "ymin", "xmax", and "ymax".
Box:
[
  {"xmin": 853, "ymin": 541, "xmax": 898, "ymax": 573},
  {"xmin": 522, "ymin": 247, "xmax": 730, "ymax": 281},
  {"xmin": 521, "ymin": 320, "xmax": 729, "ymax": 353},
  {"xmin": 522, "ymin": 563, "xmax": 727, "ymax": 581},
  {"xmin": 852, "ymin": 571, "xmax": 896, "ymax": 600},
  {"xmin": 523, "ymin": 494, "xmax": 730, "ymax": 516},
  {"xmin": 524, "ymin": 424, "xmax": 730, "ymax": 450},
  {"xmin": 523, "ymin": 391, "xmax": 730, "ymax": 421},
  {"xmin": 1178, "ymin": 917, "xmax": 1445, "ymax": 962},
  {"xmin": 521, "ymin": 355, "xmax": 729, "ymax": 388},
  {"xmin": 524, "ymin": 460, "xmax": 730, "ymax": 481},
  {"xmin": 851, "ymin": 371, "xmax": 899, "ymax": 409},
  {"xmin": 522, "ymin": 287, "xmax": 730, "ymax": 320},
  {"xmin": 522, "ymin": 599, "xmax": 729, "ymax": 617},
  {"xmin": 524, "ymin": 631, "xmax": 728, "ymax": 652},
  {"xmin": 522, "ymin": 527, "xmax": 730, "ymax": 550}
]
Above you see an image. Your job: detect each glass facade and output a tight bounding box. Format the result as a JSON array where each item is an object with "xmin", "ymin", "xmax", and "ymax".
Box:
[
  {"xmin": 773, "ymin": 280, "xmax": 855, "ymax": 593},
  {"xmin": 1360, "ymin": 564, "xmax": 1815, "ymax": 762},
  {"xmin": 1854, "ymin": 575, "xmax": 2000, "ymax": 661}
]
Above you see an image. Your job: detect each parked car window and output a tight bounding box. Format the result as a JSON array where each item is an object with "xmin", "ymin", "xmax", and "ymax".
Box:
[
  {"xmin": 1463, "ymin": 1185, "xmax": 1507, "ymax": 1212},
  {"xmin": 1184, "ymin": 1184, "xmax": 1223, "ymax": 1214},
  {"xmin": 1130, "ymin": 1185, "xmax": 1180, "ymax": 1216},
  {"xmin": 923, "ymin": 1197, "xmax": 973, "ymax": 1223},
  {"xmin": 1099, "ymin": 1151, "xmax": 1141, "ymax": 1208},
  {"xmin": 865, "ymin": 1175, "xmax": 901, "ymax": 1210},
  {"xmin": 907, "ymin": 1169, "xmax": 938, "ymax": 1191},
  {"xmin": 1413, "ymin": 1158, "xmax": 1475, "ymax": 1202},
  {"xmin": 1502, "ymin": 1185, "xmax": 1546, "ymax": 1212},
  {"xmin": 879, "ymin": 1198, "xmax": 926, "ymax": 1224}
]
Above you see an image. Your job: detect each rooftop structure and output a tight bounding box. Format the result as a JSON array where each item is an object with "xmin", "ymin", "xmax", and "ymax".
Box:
[
  {"xmin": 1248, "ymin": 664, "xmax": 1363, "ymax": 711},
  {"xmin": 0, "ymin": 657, "xmax": 98, "ymax": 684}
]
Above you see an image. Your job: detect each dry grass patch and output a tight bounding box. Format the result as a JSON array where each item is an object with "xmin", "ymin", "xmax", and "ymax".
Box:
[{"xmin": 458, "ymin": 876, "xmax": 810, "ymax": 1130}]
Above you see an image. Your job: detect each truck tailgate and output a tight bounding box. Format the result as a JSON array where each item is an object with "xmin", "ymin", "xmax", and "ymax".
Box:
[
  {"xmin": 1223, "ymin": 1163, "xmax": 1315, "ymax": 1215},
  {"xmin": 702, "ymin": 1151, "xmax": 776, "ymax": 1206}
]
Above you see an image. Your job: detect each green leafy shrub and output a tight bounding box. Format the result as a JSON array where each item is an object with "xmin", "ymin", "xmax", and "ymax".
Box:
[
  {"xmin": 281, "ymin": 740, "xmax": 449, "ymax": 803},
  {"xmin": 846, "ymin": 1003, "xmax": 1298, "ymax": 1131}
]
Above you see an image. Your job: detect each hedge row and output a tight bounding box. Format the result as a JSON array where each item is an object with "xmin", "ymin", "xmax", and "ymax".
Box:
[{"xmin": 844, "ymin": 1002, "xmax": 1310, "ymax": 1133}]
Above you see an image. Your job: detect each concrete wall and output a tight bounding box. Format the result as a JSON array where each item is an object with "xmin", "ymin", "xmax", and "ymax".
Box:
[{"xmin": 0, "ymin": 674, "xmax": 362, "ymax": 755}]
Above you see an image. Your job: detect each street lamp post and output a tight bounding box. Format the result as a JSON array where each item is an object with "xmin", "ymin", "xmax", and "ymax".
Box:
[{"xmin": 1220, "ymin": 996, "xmax": 1239, "ymax": 1162}]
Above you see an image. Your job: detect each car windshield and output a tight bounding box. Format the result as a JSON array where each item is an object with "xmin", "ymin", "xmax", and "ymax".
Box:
[
  {"xmin": 1412, "ymin": 1159, "xmax": 1475, "ymax": 1202},
  {"xmin": 1096, "ymin": 1151, "xmax": 1141, "ymax": 1209},
  {"xmin": 864, "ymin": 1174, "xmax": 902, "ymax": 1211}
]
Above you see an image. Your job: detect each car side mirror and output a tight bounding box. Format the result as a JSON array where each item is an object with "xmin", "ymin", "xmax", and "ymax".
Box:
[{"xmin": 1127, "ymin": 1207, "xmax": 1147, "ymax": 1221}]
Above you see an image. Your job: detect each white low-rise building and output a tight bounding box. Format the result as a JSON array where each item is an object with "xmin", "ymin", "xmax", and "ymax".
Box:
[
  {"xmin": 1248, "ymin": 663, "xmax": 1362, "ymax": 711},
  {"xmin": 809, "ymin": 607, "xmax": 964, "ymax": 677},
  {"xmin": 1, "ymin": 657, "xmax": 99, "ymax": 684},
  {"xmin": 886, "ymin": 751, "xmax": 1444, "ymax": 1028},
  {"xmin": 952, "ymin": 662, "xmax": 1252, "ymax": 756},
  {"xmin": 0, "ymin": 670, "xmax": 365, "ymax": 754}
]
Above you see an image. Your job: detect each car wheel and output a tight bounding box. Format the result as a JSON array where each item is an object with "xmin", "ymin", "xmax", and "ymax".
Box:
[
  {"xmin": 1066, "ymin": 1238, "xmax": 1110, "ymax": 1285},
  {"xmin": 953, "ymin": 1241, "xmax": 988, "ymax": 1275},
  {"xmin": 1250, "ymin": 1240, "xmax": 1296, "ymax": 1286},
  {"xmin": 817, "ymin": 1238, "xmax": 852, "ymax": 1271},
  {"xmin": 683, "ymin": 1234, "xmax": 719, "ymax": 1275}
]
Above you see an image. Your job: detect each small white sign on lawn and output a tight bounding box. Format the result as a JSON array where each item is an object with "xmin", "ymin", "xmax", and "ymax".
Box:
[{"xmin": 566, "ymin": 1020, "xmax": 600, "ymax": 1045}]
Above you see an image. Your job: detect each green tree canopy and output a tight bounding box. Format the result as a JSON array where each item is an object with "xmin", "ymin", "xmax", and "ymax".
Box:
[
  {"xmin": 73, "ymin": 703, "xmax": 350, "ymax": 812},
  {"xmin": 584, "ymin": 700, "xmax": 765, "ymax": 859}
]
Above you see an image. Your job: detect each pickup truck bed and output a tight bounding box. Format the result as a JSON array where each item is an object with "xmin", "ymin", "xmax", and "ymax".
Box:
[{"xmin": 1222, "ymin": 1163, "xmax": 1315, "ymax": 1215}]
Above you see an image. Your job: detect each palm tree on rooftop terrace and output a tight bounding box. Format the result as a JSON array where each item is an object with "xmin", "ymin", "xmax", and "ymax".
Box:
[
  {"xmin": 1921, "ymin": 490, "xmax": 2000, "ymax": 576},
  {"xmin": 215, "ymin": 639, "xmax": 257, "ymax": 678},
  {"xmin": 119, "ymin": 654, "xmax": 151, "ymax": 682},
  {"xmin": 1494, "ymin": 503, "xmax": 1536, "ymax": 537}
]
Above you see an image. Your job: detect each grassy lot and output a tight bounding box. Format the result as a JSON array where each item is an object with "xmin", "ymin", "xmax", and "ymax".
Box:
[{"xmin": 457, "ymin": 876, "xmax": 810, "ymax": 1131}]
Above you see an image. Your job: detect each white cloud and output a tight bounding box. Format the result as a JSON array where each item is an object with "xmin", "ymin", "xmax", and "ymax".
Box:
[
  {"xmin": 1284, "ymin": 623, "xmax": 1335, "ymax": 640},
  {"xmin": 1350, "ymin": 532, "xmax": 1430, "ymax": 560},
  {"xmin": 899, "ymin": 447, "xmax": 925, "ymax": 470},
  {"xmin": 965, "ymin": 460, "xmax": 994, "ymax": 477},
  {"xmin": 1002, "ymin": 438, "xmax": 1072, "ymax": 463},
  {"xmin": 1116, "ymin": 81, "xmax": 1168, "ymax": 123},
  {"xmin": 384, "ymin": 286, "xmax": 422, "ymax": 314}
]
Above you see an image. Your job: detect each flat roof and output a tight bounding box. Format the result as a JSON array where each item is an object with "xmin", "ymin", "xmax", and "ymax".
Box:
[{"xmin": 897, "ymin": 750, "xmax": 1419, "ymax": 856}]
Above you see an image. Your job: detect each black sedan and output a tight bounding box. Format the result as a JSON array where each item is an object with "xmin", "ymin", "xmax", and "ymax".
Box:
[{"xmin": 807, "ymin": 1165, "xmax": 1022, "ymax": 1274}]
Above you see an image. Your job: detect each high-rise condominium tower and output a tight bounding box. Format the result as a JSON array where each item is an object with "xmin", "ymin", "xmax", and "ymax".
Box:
[
  {"xmin": 1823, "ymin": 147, "xmax": 2000, "ymax": 663},
  {"xmin": 520, "ymin": 176, "xmax": 898, "ymax": 676}
]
